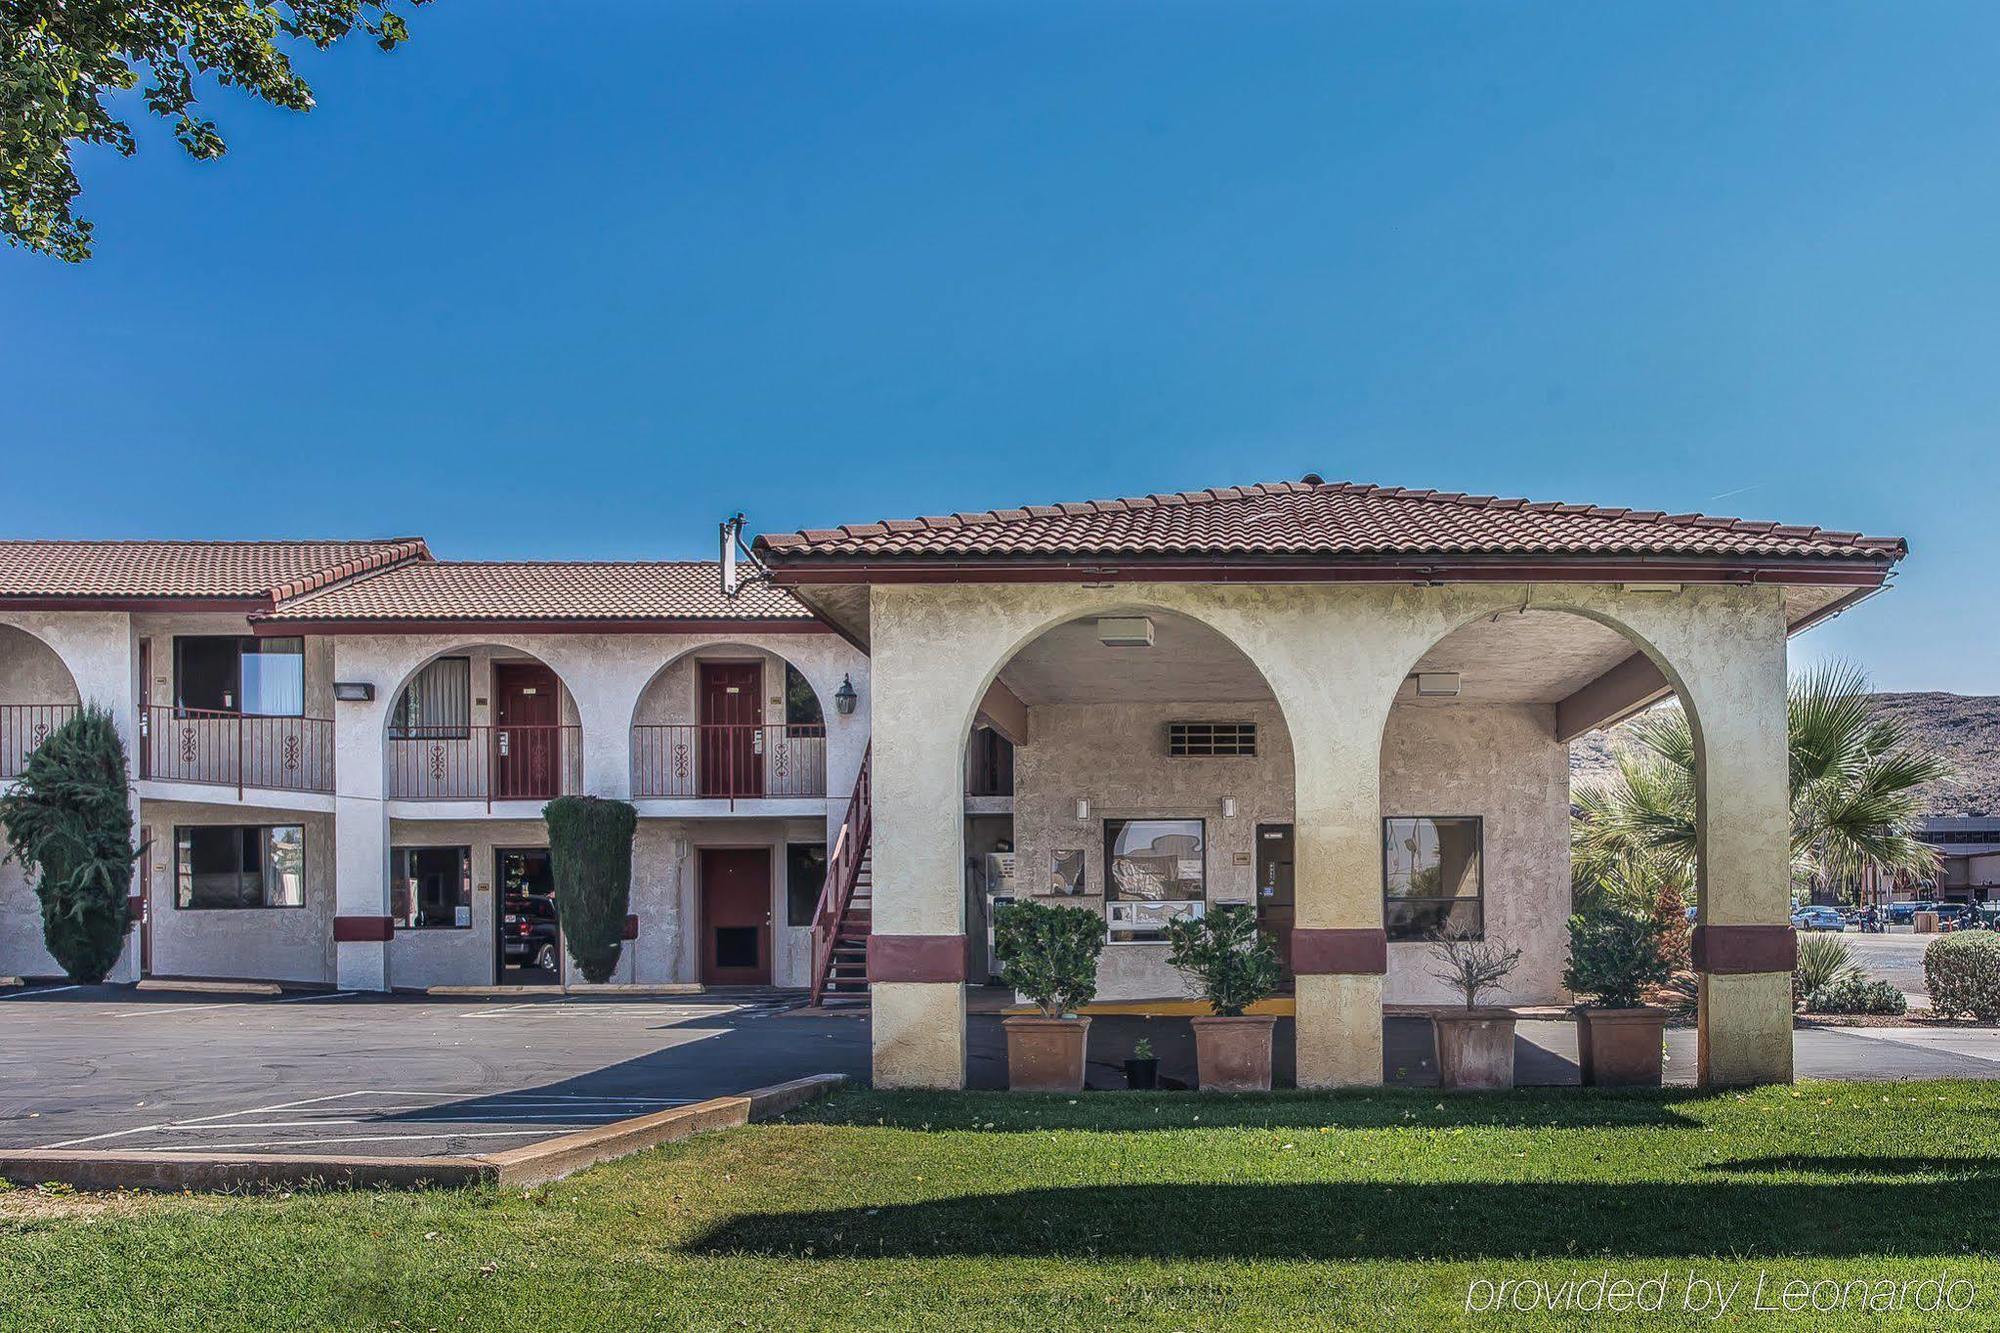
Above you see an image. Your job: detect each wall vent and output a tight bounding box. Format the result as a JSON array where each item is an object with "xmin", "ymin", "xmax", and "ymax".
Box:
[{"xmin": 1167, "ymin": 721, "xmax": 1257, "ymax": 757}]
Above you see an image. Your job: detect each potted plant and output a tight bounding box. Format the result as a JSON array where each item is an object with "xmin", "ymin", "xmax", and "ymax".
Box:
[
  {"xmin": 993, "ymin": 900, "xmax": 1106, "ymax": 1092},
  {"xmin": 1562, "ymin": 907, "xmax": 1672, "ymax": 1086},
  {"xmin": 1166, "ymin": 904, "xmax": 1281, "ymax": 1092},
  {"xmin": 1427, "ymin": 930, "xmax": 1523, "ymax": 1090},
  {"xmin": 1125, "ymin": 1037, "xmax": 1158, "ymax": 1090}
]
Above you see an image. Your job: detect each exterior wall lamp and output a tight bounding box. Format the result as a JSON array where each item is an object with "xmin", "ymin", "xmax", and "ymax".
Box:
[
  {"xmin": 834, "ymin": 674, "xmax": 858, "ymax": 716},
  {"xmin": 332, "ymin": 682, "xmax": 375, "ymax": 703}
]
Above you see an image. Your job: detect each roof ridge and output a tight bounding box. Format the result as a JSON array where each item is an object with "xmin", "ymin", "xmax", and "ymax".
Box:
[
  {"xmin": 0, "ymin": 537, "xmax": 429, "ymax": 548},
  {"xmin": 268, "ymin": 538, "xmax": 434, "ymax": 606}
]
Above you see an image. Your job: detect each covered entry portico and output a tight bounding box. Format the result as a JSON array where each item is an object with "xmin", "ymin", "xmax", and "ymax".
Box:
[{"xmin": 759, "ymin": 479, "xmax": 1904, "ymax": 1091}]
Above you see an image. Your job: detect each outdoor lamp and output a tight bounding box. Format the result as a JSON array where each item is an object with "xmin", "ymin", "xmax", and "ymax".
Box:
[{"xmin": 834, "ymin": 674, "xmax": 858, "ymax": 716}]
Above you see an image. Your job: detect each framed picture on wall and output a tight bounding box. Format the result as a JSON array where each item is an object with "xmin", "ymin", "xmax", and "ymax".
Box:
[{"xmin": 1049, "ymin": 849, "xmax": 1086, "ymax": 896}]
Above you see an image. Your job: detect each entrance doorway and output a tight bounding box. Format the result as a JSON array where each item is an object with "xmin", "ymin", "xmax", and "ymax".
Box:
[
  {"xmin": 1256, "ymin": 823, "xmax": 1295, "ymax": 981},
  {"xmin": 496, "ymin": 847, "xmax": 560, "ymax": 985},
  {"xmin": 493, "ymin": 661, "xmax": 559, "ymax": 800},
  {"xmin": 698, "ymin": 661, "xmax": 763, "ymax": 798},
  {"xmin": 700, "ymin": 847, "xmax": 772, "ymax": 985}
]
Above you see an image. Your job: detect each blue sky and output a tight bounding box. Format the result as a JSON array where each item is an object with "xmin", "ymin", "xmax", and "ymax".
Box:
[{"xmin": 3, "ymin": 2, "xmax": 1994, "ymax": 691}]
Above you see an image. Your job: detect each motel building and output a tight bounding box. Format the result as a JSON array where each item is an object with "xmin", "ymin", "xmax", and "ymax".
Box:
[{"xmin": 2, "ymin": 479, "xmax": 1905, "ymax": 1091}]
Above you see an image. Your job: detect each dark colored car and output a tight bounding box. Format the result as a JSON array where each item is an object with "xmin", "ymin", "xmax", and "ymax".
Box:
[
  {"xmin": 1933, "ymin": 903, "xmax": 1977, "ymax": 931},
  {"xmin": 503, "ymin": 895, "xmax": 561, "ymax": 973}
]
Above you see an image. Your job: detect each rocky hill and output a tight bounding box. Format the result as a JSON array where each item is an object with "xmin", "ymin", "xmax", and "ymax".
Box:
[{"xmin": 1571, "ymin": 692, "xmax": 2000, "ymax": 817}]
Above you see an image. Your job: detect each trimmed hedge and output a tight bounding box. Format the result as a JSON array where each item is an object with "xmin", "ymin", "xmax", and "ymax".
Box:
[
  {"xmin": 1924, "ymin": 932, "xmax": 2000, "ymax": 1021},
  {"xmin": 543, "ymin": 796, "xmax": 638, "ymax": 985},
  {"xmin": 1804, "ymin": 975, "xmax": 1908, "ymax": 1016}
]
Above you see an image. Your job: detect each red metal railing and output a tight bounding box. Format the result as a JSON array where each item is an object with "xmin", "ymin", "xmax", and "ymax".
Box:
[
  {"xmin": 0, "ymin": 703, "xmax": 80, "ymax": 781},
  {"xmin": 387, "ymin": 724, "xmax": 582, "ymax": 809},
  {"xmin": 810, "ymin": 744, "xmax": 872, "ymax": 1007},
  {"xmin": 141, "ymin": 706, "xmax": 333, "ymax": 796},
  {"xmin": 630, "ymin": 724, "xmax": 827, "ymax": 802}
]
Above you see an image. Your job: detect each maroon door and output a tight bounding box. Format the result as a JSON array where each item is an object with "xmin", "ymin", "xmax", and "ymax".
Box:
[
  {"xmin": 699, "ymin": 662, "xmax": 763, "ymax": 798},
  {"xmin": 701, "ymin": 848, "xmax": 772, "ymax": 985},
  {"xmin": 493, "ymin": 662, "xmax": 560, "ymax": 800}
]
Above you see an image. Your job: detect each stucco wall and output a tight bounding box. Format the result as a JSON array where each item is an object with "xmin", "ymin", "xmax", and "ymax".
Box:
[
  {"xmin": 1008, "ymin": 698, "xmax": 1570, "ymax": 1003},
  {"xmin": 141, "ymin": 799, "xmax": 337, "ymax": 985}
]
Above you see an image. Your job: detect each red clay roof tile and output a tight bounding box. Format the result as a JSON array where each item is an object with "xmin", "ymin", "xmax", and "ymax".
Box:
[
  {"xmin": 0, "ymin": 539, "xmax": 430, "ymax": 602},
  {"xmin": 255, "ymin": 560, "xmax": 814, "ymax": 624}
]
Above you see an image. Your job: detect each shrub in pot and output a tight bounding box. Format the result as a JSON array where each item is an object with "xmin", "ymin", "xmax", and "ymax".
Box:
[
  {"xmin": 993, "ymin": 900, "xmax": 1105, "ymax": 1091},
  {"xmin": 1166, "ymin": 904, "xmax": 1281, "ymax": 1091},
  {"xmin": 1125, "ymin": 1037, "xmax": 1159, "ymax": 1090},
  {"xmin": 1427, "ymin": 930, "xmax": 1523, "ymax": 1090},
  {"xmin": 1924, "ymin": 933, "xmax": 2000, "ymax": 1021},
  {"xmin": 1562, "ymin": 908, "xmax": 1671, "ymax": 1086}
]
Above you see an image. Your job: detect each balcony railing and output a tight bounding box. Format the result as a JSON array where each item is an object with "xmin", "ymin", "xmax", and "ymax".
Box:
[
  {"xmin": 631, "ymin": 724, "xmax": 827, "ymax": 803},
  {"xmin": 1, "ymin": 703, "xmax": 80, "ymax": 781},
  {"xmin": 141, "ymin": 706, "xmax": 334, "ymax": 796},
  {"xmin": 388, "ymin": 724, "xmax": 582, "ymax": 809}
]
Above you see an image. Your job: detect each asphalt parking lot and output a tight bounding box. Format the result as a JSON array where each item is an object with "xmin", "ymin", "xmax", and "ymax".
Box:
[{"xmin": 0, "ymin": 987, "xmax": 868, "ymax": 1158}]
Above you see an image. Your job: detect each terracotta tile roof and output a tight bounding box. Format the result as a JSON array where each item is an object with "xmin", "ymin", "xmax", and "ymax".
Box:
[
  {"xmin": 0, "ymin": 539, "xmax": 431, "ymax": 603},
  {"xmin": 755, "ymin": 479, "xmax": 1908, "ymax": 566},
  {"xmin": 257, "ymin": 561, "xmax": 816, "ymax": 624}
]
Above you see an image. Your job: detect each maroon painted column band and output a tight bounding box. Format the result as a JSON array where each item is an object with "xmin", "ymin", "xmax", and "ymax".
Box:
[
  {"xmin": 332, "ymin": 915, "xmax": 395, "ymax": 943},
  {"xmin": 1290, "ymin": 928, "xmax": 1389, "ymax": 975},
  {"xmin": 867, "ymin": 934, "xmax": 968, "ymax": 984},
  {"xmin": 1691, "ymin": 924, "xmax": 1797, "ymax": 974}
]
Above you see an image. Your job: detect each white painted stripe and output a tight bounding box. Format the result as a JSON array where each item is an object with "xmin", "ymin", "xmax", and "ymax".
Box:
[
  {"xmin": 42, "ymin": 1123, "xmax": 171, "ymax": 1149},
  {"xmin": 272, "ymin": 991, "xmax": 358, "ymax": 1004},
  {"xmin": 150, "ymin": 1119, "xmax": 368, "ymax": 1131},
  {"xmin": 0, "ymin": 984, "xmax": 80, "ymax": 999},
  {"xmin": 172, "ymin": 1130, "xmax": 553, "ymax": 1150}
]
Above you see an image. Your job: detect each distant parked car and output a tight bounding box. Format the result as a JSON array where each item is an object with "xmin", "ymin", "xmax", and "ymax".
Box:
[
  {"xmin": 1887, "ymin": 902, "xmax": 1923, "ymax": 924},
  {"xmin": 1791, "ymin": 906, "xmax": 1845, "ymax": 932},
  {"xmin": 1933, "ymin": 903, "xmax": 1977, "ymax": 932},
  {"xmin": 503, "ymin": 895, "xmax": 561, "ymax": 973}
]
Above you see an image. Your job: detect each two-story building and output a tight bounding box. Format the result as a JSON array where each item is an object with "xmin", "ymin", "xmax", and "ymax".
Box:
[{"xmin": 0, "ymin": 540, "xmax": 869, "ymax": 993}]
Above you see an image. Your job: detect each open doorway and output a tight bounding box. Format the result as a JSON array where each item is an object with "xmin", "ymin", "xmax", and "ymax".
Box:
[{"xmin": 496, "ymin": 846, "xmax": 561, "ymax": 985}]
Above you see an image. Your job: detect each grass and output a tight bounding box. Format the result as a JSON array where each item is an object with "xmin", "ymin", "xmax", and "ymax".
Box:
[{"xmin": 5, "ymin": 1082, "xmax": 2000, "ymax": 1329}]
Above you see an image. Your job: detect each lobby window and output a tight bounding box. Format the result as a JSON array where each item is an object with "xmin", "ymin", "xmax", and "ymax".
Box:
[
  {"xmin": 174, "ymin": 637, "xmax": 304, "ymax": 716},
  {"xmin": 786, "ymin": 842, "xmax": 828, "ymax": 927},
  {"xmin": 1383, "ymin": 816, "xmax": 1483, "ymax": 940},
  {"xmin": 391, "ymin": 846, "xmax": 472, "ymax": 930},
  {"xmin": 175, "ymin": 825, "xmax": 305, "ymax": 909},
  {"xmin": 1103, "ymin": 818, "xmax": 1205, "ymax": 943},
  {"xmin": 390, "ymin": 656, "xmax": 470, "ymax": 739}
]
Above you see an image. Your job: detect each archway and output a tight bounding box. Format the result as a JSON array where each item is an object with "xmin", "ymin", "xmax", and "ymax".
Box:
[
  {"xmin": 628, "ymin": 642, "xmax": 832, "ymax": 800},
  {"xmin": 382, "ymin": 643, "xmax": 582, "ymax": 804},
  {"xmin": 0, "ymin": 622, "xmax": 82, "ymax": 779},
  {"xmin": 1379, "ymin": 604, "xmax": 1705, "ymax": 1016},
  {"xmin": 956, "ymin": 606, "xmax": 1300, "ymax": 1001}
]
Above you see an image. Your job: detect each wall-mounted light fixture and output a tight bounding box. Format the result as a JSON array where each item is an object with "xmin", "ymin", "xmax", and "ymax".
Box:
[
  {"xmin": 1076, "ymin": 798, "xmax": 1091, "ymax": 823},
  {"xmin": 1221, "ymin": 797, "xmax": 1238, "ymax": 818},
  {"xmin": 332, "ymin": 681, "xmax": 375, "ymax": 703},
  {"xmin": 1414, "ymin": 672, "xmax": 1462, "ymax": 698},
  {"xmin": 834, "ymin": 674, "xmax": 858, "ymax": 716},
  {"xmin": 1096, "ymin": 616, "xmax": 1154, "ymax": 647},
  {"xmin": 1621, "ymin": 582, "xmax": 1683, "ymax": 594}
]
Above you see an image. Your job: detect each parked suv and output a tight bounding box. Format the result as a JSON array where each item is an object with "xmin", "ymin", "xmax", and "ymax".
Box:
[
  {"xmin": 1791, "ymin": 906, "xmax": 1845, "ymax": 932},
  {"xmin": 503, "ymin": 895, "xmax": 561, "ymax": 973}
]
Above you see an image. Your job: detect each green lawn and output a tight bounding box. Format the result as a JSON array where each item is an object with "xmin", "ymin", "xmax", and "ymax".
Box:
[{"xmin": 5, "ymin": 1082, "xmax": 1999, "ymax": 1330}]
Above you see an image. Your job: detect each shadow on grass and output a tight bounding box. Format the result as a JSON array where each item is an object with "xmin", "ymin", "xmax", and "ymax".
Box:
[
  {"xmin": 689, "ymin": 1175, "xmax": 2000, "ymax": 1260},
  {"xmin": 783, "ymin": 1087, "xmax": 1722, "ymax": 1131}
]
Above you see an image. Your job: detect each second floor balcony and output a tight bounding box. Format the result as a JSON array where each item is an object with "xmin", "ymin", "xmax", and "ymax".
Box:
[
  {"xmin": 141, "ymin": 706, "xmax": 334, "ymax": 796},
  {"xmin": 631, "ymin": 723, "xmax": 827, "ymax": 803},
  {"xmin": 1, "ymin": 703, "xmax": 81, "ymax": 782},
  {"xmin": 388, "ymin": 724, "xmax": 583, "ymax": 808}
]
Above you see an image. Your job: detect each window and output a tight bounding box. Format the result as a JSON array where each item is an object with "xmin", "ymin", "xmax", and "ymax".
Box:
[
  {"xmin": 1383, "ymin": 816, "xmax": 1483, "ymax": 940},
  {"xmin": 1104, "ymin": 818, "xmax": 1206, "ymax": 943},
  {"xmin": 173, "ymin": 637, "xmax": 304, "ymax": 716},
  {"xmin": 391, "ymin": 846, "xmax": 471, "ymax": 930},
  {"xmin": 1167, "ymin": 721, "xmax": 1257, "ymax": 757},
  {"xmin": 786, "ymin": 842, "xmax": 828, "ymax": 927},
  {"xmin": 784, "ymin": 663, "xmax": 823, "ymax": 735},
  {"xmin": 175, "ymin": 825, "xmax": 305, "ymax": 909},
  {"xmin": 391, "ymin": 656, "xmax": 470, "ymax": 739}
]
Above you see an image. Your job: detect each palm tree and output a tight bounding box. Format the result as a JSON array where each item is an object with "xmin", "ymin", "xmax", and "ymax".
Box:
[{"xmin": 1574, "ymin": 661, "xmax": 1950, "ymax": 915}]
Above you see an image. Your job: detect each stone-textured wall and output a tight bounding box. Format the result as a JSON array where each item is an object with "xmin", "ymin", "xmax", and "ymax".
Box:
[
  {"xmin": 141, "ymin": 800, "xmax": 337, "ymax": 985},
  {"xmin": 1011, "ymin": 697, "xmax": 1570, "ymax": 1002}
]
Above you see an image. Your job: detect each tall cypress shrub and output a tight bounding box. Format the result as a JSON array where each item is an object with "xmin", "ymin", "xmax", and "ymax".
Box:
[
  {"xmin": 543, "ymin": 795, "xmax": 638, "ymax": 984},
  {"xmin": 0, "ymin": 706, "xmax": 137, "ymax": 983}
]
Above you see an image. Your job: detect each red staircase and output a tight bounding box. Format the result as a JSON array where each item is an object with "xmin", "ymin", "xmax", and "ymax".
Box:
[{"xmin": 808, "ymin": 745, "xmax": 873, "ymax": 1007}]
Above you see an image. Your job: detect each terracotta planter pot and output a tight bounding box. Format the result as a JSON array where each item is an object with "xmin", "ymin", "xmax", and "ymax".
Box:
[
  {"xmin": 1190, "ymin": 1014, "xmax": 1276, "ymax": 1092},
  {"xmin": 1002, "ymin": 1014, "xmax": 1091, "ymax": 1092},
  {"xmin": 1432, "ymin": 1009, "xmax": 1518, "ymax": 1090},
  {"xmin": 1575, "ymin": 1006, "xmax": 1669, "ymax": 1087}
]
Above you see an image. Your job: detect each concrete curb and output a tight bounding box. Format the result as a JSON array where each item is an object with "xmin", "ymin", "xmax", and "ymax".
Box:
[
  {"xmin": 0, "ymin": 1073, "xmax": 849, "ymax": 1194},
  {"xmin": 135, "ymin": 979, "xmax": 283, "ymax": 996}
]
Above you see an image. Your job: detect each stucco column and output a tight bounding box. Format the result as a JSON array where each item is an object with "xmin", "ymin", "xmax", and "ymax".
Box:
[
  {"xmin": 1683, "ymin": 599, "xmax": 1794, "ymax": 1086},
  {"xmin": 866, "ymin": 588, "xmax": 975, "ymax": 1089},
  {"xmin": 331, "ymin": 643, "xmax": 394, "ymax": 991}
]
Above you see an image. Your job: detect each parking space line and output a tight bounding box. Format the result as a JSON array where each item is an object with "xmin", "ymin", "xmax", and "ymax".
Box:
[
  {"xmin": 167, "ymin": 1130, "xmax": 555, "ymax": 1151},
  {"xmin": 0, "ymin": 985, "xmax": 79, "ymax": 1000},
  {"xmin": 273, "ymin": 991, "xmax": 358, "ymax": 1003}
]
